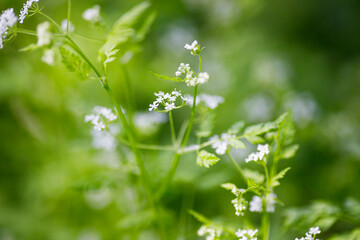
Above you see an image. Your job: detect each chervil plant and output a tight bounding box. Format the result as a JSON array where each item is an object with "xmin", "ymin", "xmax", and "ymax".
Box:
[{"xmin": 2, "ymin": 1, "xmax": 359, "ymax": 239}]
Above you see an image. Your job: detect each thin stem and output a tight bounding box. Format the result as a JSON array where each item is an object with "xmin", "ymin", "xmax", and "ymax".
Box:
[
  {"xmin": 262, "ymin": 160, "xmax": 270, "ymax": 240},
  {"xmin": 63, "ymin": 35, "xmax": 167, "ymax": 239},
  {"xmin": 115, "ymin": 136, "xmax": 175, "ymax": 151},
  {"xmin": 226, "ymin": 151, "xmax": 246, "ymax": 182},
  {"xmin": 38, "ymin": 11, "xmax": 64, "ymax": 33},
  {"xmin": 15, "ymin": 28, "xmax": 38, "ymax": 36},
  {"xmin": 121, "ymin": 65, "xmax": 136, "ymax": 113},
  {"xmin": 169, "ymin": 111, "xmax": 176, "ymax": 145},
  {"xmin": 66, "ymin": 0, "xmax": 71, "ymax": 35}
]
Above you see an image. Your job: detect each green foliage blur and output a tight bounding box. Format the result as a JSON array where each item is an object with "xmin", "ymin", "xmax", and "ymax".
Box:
[{"xmin": 1, "ymin": 0, "xmax": 360, "ymax": 239}]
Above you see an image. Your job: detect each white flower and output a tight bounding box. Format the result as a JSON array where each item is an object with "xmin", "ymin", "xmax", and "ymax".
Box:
[
  {"xmin": 209, "ymin": 133, "xmax": 236, "ymax": 155},
  {"xmin": 235, "ymin": 229, "xmax": 258, "ymax": 240},
  {"xmin": 231, "ymin": 197, "xmax": 247, "ymax": 216},
  {"xmin": 308, "ymin": 227, "xmax": 320, "ymax": 235},
  {"xmin": 19, "ymin": 0, "xmax": 39, "ymax": 24},
  {"xmin": 197, "ymin": 72, "xmax": 210, "ymax": 84},
  {"xmin": 36, "ymin": 21, "xmax": 51, "ymax": 46},
  {"xmin": 199, "ymin": 94, "xmax": 224, "ymax": 109},
  {"xmin": 249, "ymin": 196, "xmax": 262, "ymax": 212},
  {"xmin": 61, "ymin": 19, "xmax": 75, "ymax": 33},
  {"xmin": 90, "ymin": 128, "xmax": 118, "ymax": 151},
  {"xmin": 41, "ymin": 49, "xmax": 55, "ymax": 65},
  {"xmin": 133, "ymin": 111, "xmax": 167, "ymax": 135},
  {"xmin": 149, "ymin": 89, "xmax": 184, "ymax": 112},
  {"xmin": 184, "ymin": 40, "xmax": 201, "ymax": 55},
  {"xmin": 245, "ymin": 144, "xmax": 270, "ymax": 163},
  {"xmin": 197, "ymin": 225, "xmax": 222, "ymax": 240},
  {"xmin": 0, "ymin": 8, "xmax": 18, "ymax": 49},
  {"xmin": 85, "ymin": 106, "xmax": 117, "ymax": 131},
  {"xmin": 82, "ymin": 5, "xmax": 101, "ymax": 23},
  {"xmin": 175, "ymin": 63, "xmax": 191, "ymax": 76}
]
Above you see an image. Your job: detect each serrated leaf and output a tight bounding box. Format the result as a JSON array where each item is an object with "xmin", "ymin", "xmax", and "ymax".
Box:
[
  {"xmin": 247, "ymin": 178, "xmax": 265, "ymax": 195},
  {"xmin": 196, "ymin": 150, "xmax": 220, "ymax": 168},
  {"xmin": 228, "ymin": 121, "xmax": 245, "ymax": 135},
  {"xmin": 228, "ymin": 138, "xmax": 246, "ymax": 149},
  {"xmin": 271, "ymin": 167, "xmax": 291, "ymax": 188},
  {"xmin": 196, "ymin": 112, "xmax": 216, "ymax": 138},
  {"xmin": 150, "ymin": 72, "xmax": 184, "ymax": 82},
  {"xmin": 280, "ymin": 144, "xmax": 299, "ymax": 159},
  {"xmin": 59, "ymin": 47, "xmax": 90, "ymax": 79}
]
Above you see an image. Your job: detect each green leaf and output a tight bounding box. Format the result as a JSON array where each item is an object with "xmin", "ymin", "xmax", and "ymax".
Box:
[
  {"xmin": 228, "ymin": 138, "xmax": 246, "ymax": 149},
  {"xmin": 135, "ymin": 11, "xmax": 157, "ymax": 42},
  {"xmin": 196, "ymin": 150, "xmax": 220, "ymax": 168},
  {"xmin": 19, "ymin": 43, "xmax": 41, "ymax": 52},
  {"xmin": 228, "ymin": 121, "xmax": 245, "ymax": 135},
  {"xmin": 247, "ymin": 178, "xmax": 265, "ymax": 195},
  {"xmin": 188, "ymin": 210, "xmax": 212, "ymax": 225},
  {"xmin": 280, "ymin": 144, "xmax": 299, "ymax": 159},
  {"xmin": 344, "ymin": 197, "xmax": 360, "ymax": 218},
  {"xmin": 59, "ymin": 47, "xmax": 90, "ymax": 79},
  {"xmin": 196, "ymin": 112, "xmax": 216, "ymax": 138},
  {"xmin": 221, "ymin": 183, "xmax": 238, "ymax": 191},
  {"xmin": 271, "ymin": 167, "xmax": 291, "ymax": 188},
  {"xmin": 99, "ymin": 2, "xmax": 151, "ymax": 59},
  {"xmin": 244, "ymin": 135, "xmax": 264, "ymax": 144},
  {"xmin": 150, "ymin": 72, "xmax": 184, "ymax": 82},
  {"xmin": 242, "ymin": 168, "xmax": 264, "ymax": 184},
  {"xmin": 329, "ymin": 228, "xmax": 360, "ymax": 240}
]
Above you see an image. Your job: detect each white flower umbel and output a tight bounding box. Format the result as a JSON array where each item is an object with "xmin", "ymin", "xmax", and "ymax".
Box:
[
  {"xmin": 82, "ymin": 5, "xmax": 101, "ymax": 23},
  {"xmin": 235, "ymin": 228, "xmax": 258, "ymax": 240},
  {"xmin": 295, "ymin": 226, "xmax": 321, "ymax": 240},
  {"xmin": 61, "ymin": 19, "xmax": 75, "ymax": 33},
  {"xmin": 0, "ymin": 8, "xmax": 18, "ymax": 49},
  {"xmin": 249, "ymin": 193, "xmax": 277, "ymax": 213},
  {"xmin": 175, "ymin": 63, "xmax": 191, "ymax": 77},
  {"xmin": 231, "ymin": 197, "xmax": 247, "ymax": 216},
  {"xmin": 41, "ymin": 49, "xmax": 55, "ymax": 65},
  {"xmin": 184, "ymin": 40, "xmax": 201, "ymax": 55},
  {"xmin": 148, "ymin": 89, "xmax": 185, "ymax": 112},
  {"xmin": 245, "ymin": 144, "xmax": 270, "ymax": 163},
  {"xmin": 85, "ymin": 106, "xmax": 117, "ymax": 131},
  {"xmin": 19, "ymin": 0, "xmax": 39, "ymax": 24},
  {"xmin": 185, "ymin": 72, "xmax": 210, "ymax": 87},
  {"xmin": 197, "ymin": 225, "xmax": 222, "ymax": 240},
  {"xmin": 36, "ymin": 21, "xmax": 51, "ymax": 46},
  {"xmin": 209, "ymin": 133, "xmax": 236, "ymax": 155},
  {"xmin": 197, "ymin": 72, "xmax": 210, "ymax": 84}
]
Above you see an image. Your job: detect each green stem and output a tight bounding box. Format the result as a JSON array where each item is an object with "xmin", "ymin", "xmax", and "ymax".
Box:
[
  {"xmin": 262, "ymin": 160, "xmax": 270, "ymax": 240},
  {"xmin": 66, "ymin": 0, "xmax": 71, "ymax": 35},
  {"xmin": 62, "ymin": 34, "xmax": 167, "ymax": 239},
  {"xmin": 169, "ymin": 111, "xmax": 176, "ymax": 145},
  {"xmin": 15, "ymin": 28, "xmax": 38, "ymax": 36},
  {"xmin": 121, "ymin": 65, "xmax": 136, "ymax": 113},
  {"xmin": 226, "ymin": 151, "xmax": 246, "ymax": 182},
  {"xmin": 38, "ymin": 11, "xmax": 64, "ymax": 33}
]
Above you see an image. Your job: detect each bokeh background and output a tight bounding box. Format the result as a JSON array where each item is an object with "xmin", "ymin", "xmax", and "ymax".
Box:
[{"xmin": 1, "ymin": 0, "xmax": 360, "ymax": 239}]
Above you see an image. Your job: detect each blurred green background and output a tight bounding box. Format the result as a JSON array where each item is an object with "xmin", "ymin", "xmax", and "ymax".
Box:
[{"xmin": 1, "ymin": 0, "xmax": 360, "ymax": 239}]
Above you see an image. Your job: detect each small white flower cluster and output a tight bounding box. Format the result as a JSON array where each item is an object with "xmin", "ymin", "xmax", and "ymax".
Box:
[
  {"xmin": 133, "ymin": 111, "xmax": 167, "ymax": 135},
  {"xmin": 235, "ymin": 229, "xmax": 258, "ymax": 240},
  {"xmin": 229, "ymin": 186, "xmax": 247, "ymax": 216},
  {"xmin": 82, "ymin": 5, "xmax": 101, "ymax": 23},
  {"xmin": 19, "ymin": 0, "xmax": 39, "ymax": 24},
  {"xmin": 209, "ymin": 133, "xmax": 236, "ymax": 155},
  {"xmin": 197, "ymin": 225, "xmax": 222, "ymax": 240},
  {"xmin": 245, "ymin": 144, "xmax": 270, "ymax": 163},
  {"xmin": 41, "ymin": 49, "xmax": 55, "ymax": 65},
  {"xmin": 184, "ymin": 40, "xmax": 201, "ymax": 55},
  {"xmin": 0, "ymin": 8, "xmax": 17, "ymax": 49},
  {"xmin": 148, "ymin": 89, "xmax": 184, "ymax": 112},
  {"xmin": 85, "ymin": 106, "xmax": 117, "ymax": 131},
  {"xmin": 36, "ymin": 21, "xmax": 51, "ymax": 46},
  {"xmin": 249, "ymin": 193, "xmax": 276, "ymax": 213},
  {"xmin": 184, "ymin": 94, "xmax": 224, "ymax": 109},
  {"xmin": 61, "ymin": 19, "xmax": 75, "ymax": 33},
  {"xmin": 174, "ymin": 62, "xmax": 210, "ymax": 87},
  {"xmin": 90, "ymin": 125, "xmax": 120, "ymax": 151},
  {"xmin": 295, "ymin": 226, "xmax": 321, "ymax": 240}
]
